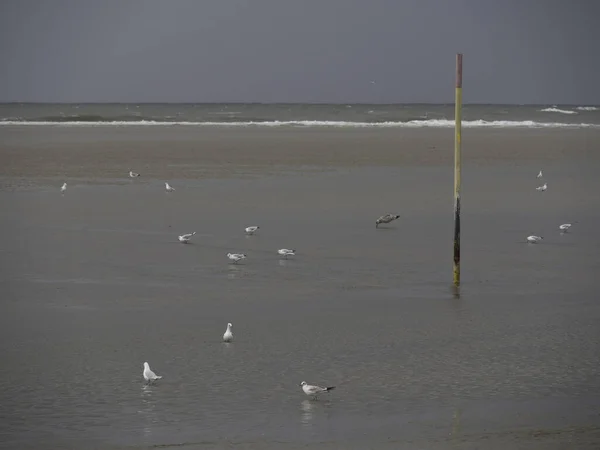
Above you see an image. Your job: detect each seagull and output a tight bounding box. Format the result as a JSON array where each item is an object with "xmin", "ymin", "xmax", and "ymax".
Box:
[
  {"xmin": 375, "ymin": 214, "xmax": 400, "ymax": 228},
  {"xmin": 527, "ymin": 235, "xmax": 543, "ymax": 244},
  {"xmin": 223, "ymin": 323, "xmax": 233, "ymax": 342},
  {"xmin": 60, "ymin": 182, "xmax": 67, "ymax": 193},
  {"xmin": 537, "ymin": 170, "xmax": 543, "ymax": 178},
  {"xmin": 245, "ymin": 226, "xmax": 260, "ymax": 235},
  {"xmin": 143, "ymin": 362, "xmax": 162, "ymax": 384},
  {"xmin": 165, "ymin": 182, "xmax": 175, "ymax": 192},
  {"xmin": 129, "ymin": 170, "xmax": 140, "ymax": 178},
  {"xmin": 227, "ymin": 253, "xmax": 247, "ymax": 264},
  {"xmin": 299, "ymin": 381, "xmax": 336, "ymax": 399},
  {"xmin": 178, "ymin": 232, "xmax": 196, "ymax": 243},
  {"xmin": 559, "ymin": 223, "xmax": 572, "ymax": 232},
  {"xmin": 536, "ymin": 183, "xmax": 547, "ymax": 192},
  {"xmin": 277, "ymin": 248, "xmax": 295, "ymax": 258}
]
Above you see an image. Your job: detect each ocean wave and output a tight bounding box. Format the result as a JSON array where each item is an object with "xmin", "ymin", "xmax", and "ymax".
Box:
[
  {"xmin": 539, "ymin": 107, "xmax": 578, "ymax": 114},
  {"xmin": 22, "ymin": 114, "xmax": 160, "ymax": 122},
  {"xmin": 0, "ymin": 114, "xmax": 289, "ymax": 124},
  {"xmin": 1, "ymin": 119, "xmax": 599, "ymax": 128},
  {"xmin": 575, "ymin": 106, "xmax": 599, "ymax": 111}
]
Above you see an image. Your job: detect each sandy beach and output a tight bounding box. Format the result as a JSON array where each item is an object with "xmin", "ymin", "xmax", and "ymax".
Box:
[
  {"xmin": 1, "ymin": 126, "xmax": 600, "ymax": 449},
  {"xmin": 1, "ymin": 126, "xmax": 600, "ymax": 182}
]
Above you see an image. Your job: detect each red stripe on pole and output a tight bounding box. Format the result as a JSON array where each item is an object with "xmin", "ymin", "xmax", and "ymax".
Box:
[{"xmin": 456, "ymin": 53, "xmax": 463, "ymax": 89}]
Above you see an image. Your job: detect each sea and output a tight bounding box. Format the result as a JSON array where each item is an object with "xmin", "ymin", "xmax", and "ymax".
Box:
[
  {"xmin": 2, "ymin": 103, "xmax": 600, "ymax": 449},
  {"xmin": 0, "ymin": 103, "xmax": 599, "ymax": 128}
]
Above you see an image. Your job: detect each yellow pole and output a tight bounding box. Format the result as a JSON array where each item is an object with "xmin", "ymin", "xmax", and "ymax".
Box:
[{"xmin": 453, "ymin": 53, "xmax": 463, "ymax": 286}]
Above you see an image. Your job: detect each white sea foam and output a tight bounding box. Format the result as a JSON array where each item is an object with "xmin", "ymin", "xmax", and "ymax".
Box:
[
  {"xmin": 539, "ymin": 107, "xmax": 578, "ymax": 115},
  {"xmin": 1, "ymin": 119, "xmax": 599, "ymax": 129},
  {"xmin": 575, "ymin": 106, "xmax": 599, "ymax": 111}
]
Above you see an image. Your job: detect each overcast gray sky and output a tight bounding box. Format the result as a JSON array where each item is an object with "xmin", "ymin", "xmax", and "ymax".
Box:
[{"xmin": 0, "ymin": 0, "xmax": 598, "ymax": 104}]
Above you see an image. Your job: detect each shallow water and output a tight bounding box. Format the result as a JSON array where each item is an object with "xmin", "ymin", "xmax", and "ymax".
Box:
[{"xmin": 1, "ymin": 166, "xmax": 599, "ymax": 449}]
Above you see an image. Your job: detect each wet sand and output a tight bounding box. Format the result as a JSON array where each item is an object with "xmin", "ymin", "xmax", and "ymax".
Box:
[
  {"xmin": 1, "ymin": 126, "xmax": 600, "ymax": 449},
  {"xmin": 1, "ymin": 126, "xmax": 600, "ymax": 182}
]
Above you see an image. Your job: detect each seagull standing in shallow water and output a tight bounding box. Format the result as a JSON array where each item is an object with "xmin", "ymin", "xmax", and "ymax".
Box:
[
  {"xmin": 165, "ymin": 182, "xmax": 175, "ymax": 192},
  {"xmin": 143, "ymin": 362, "xmax": 162, "ymax": 384},
  {"xmin": 178, "ymin": 232, "xmax": 196, "ymax": 243},
  {"xmin": 60, "ymin": 182, "xmax": 67, "ymax": 193},
  {"xmin": 227, "ymin": 253, "xmax": 247, "ymax": 264},
  {"xmin": 299, "ymin": 381, "xmax": 336, "ymax": 399},
  {"xmin": 536, "ymin": 183, "xmax": 547, "ymax": 192},
  {"xmin": 375, "ymin": 214, "xmax": 400, "ymax": 228},
  {"xmin": 245, "ymin": 226, "xmax": 259, "ymax": 235},
  {"xmin": 223, "ymin": 323, "xmax": 233, "ymax": 342},
  {"xmin": 527, "ymin": 235, "xmax": 543, "ymax": 243},
  {"xmin": 129, "ymin": 170, "xmax": 140, "ymax": 178},
  {"xmin": 278, "ymin": 248, "xmax": 295, "ymax": 258}
]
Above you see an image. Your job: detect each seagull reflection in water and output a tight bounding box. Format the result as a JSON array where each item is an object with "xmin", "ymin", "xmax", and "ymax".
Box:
[{"xmin": 300, "ymin": 400, "xmax": 314, "ymax": 426}]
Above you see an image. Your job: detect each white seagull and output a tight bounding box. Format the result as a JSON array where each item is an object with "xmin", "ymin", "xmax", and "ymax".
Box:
[
  {"xmin": 178, "ymin": 232, "xmax": 196, "ymax": 243},
  {"xmin": 245, "ymin": 226, "xmax": 260, "ymax": 235},
  {"xmin": 536, "ymin": 183, "xmax": 547, "ymax": 192},
  {"xmin": 165, "ymin": 182, "xmax": 175, "ymax": 192},
  {"xmin": 60, "ymin": 182, "xmax": 67, "ymax": 193},
  {"xmin": 375, "ymin": 214, "xmax": 400, "ymax": 228},
  {"xmin": 223, "ymin": 323, "xmax": 233, "ymax": 342},
  {"xmin": 299, "ymin": 381, "xmax": 336, "ymax": 399},
  {"xmin": 277, "ymin": 248, "xmax": 295, "ymax": 258},
  {"xmin": 537, "ymin": 170, "xmax": 543, "ymax": 178},
  {"xmin": 527, "ymin": 235, "xmax": 543, "ymax": 244},
  {"xmin": 559, "ymin": 223, "xmax": 572, "ymax": 232},
  {"xmin": 143, "ymin": 362, "xmax": 162, "ymax": 383},
  {"xmin": 227, "ymin": 253, "xmax": 247, "ymax": 264},
  {"xmin": 129, "ymin": 170, "xmax": 140, "ymax": 178}
]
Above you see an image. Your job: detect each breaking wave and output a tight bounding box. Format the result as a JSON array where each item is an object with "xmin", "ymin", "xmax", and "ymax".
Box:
[
  {"xmin": 539, "ymin": 107, "xmax": 578, "ymax": 115},
  {"xmin": 1, "ymin": 119, "xmax": 599, "ymax": 128}
]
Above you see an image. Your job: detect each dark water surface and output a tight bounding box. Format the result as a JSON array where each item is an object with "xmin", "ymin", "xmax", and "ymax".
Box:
[
  {"xmin": 1, "ymin": 102, "xmax": 599, "ymax": 127},
  {"xmin": 1, "ymin": 166, "xmax": 599, "ymax": 449}
]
